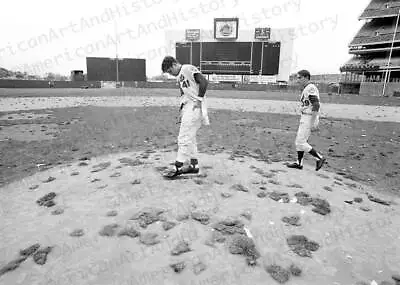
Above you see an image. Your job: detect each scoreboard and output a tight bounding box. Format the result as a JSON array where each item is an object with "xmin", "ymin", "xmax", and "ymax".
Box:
[
  {"xmin": 202, "ymin": 42, "xmax": 251, "ymax": 61},
  {"xmin": 175, "ymin": 41, "xmax": 280, "ymax": 75}
]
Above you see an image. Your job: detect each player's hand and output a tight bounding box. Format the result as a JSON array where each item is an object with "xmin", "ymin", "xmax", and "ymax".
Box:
[
  {"xmin": 311, "ymin": 115, "xmax": 319, "ymax": 131},
  {"xmin": 176, "ymin": 109, "xmax": 182, "ymax": 125},
  {"xmin": 176, "ymin": 115, "xmax": 181, "ymax": 125}
]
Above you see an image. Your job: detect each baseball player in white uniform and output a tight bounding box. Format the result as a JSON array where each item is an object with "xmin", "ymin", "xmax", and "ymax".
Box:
[
  {"xmin": 161, "ymin": 56, "xmax": 210, "ymax": 179},
  {"xmin": 287, "ymin": 70, "xmax": 326, "ymax": 171}
]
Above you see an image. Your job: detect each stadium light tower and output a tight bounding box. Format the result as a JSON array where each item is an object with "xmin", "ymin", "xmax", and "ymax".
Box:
[
  {"xmin": 114, "ymin": 20, "xmax": 119, "ymax": 86},
  {"xmin": 382, "ymin": 8, "xmax": 400, "ymax": 96}
]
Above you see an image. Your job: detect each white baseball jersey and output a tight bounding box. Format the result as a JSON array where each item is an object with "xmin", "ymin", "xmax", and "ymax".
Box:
[
  {"xmin": 300, "ymin": 83, "xmax": 320, "ymax": 115},
  {"xmin": 176, "ymin": 64, "xmax": 202, "ymax": 105}
]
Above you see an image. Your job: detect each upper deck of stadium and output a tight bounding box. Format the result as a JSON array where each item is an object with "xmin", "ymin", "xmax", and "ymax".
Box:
[
  {"xmin": 359, "ymin": 0, "xmax": 400, "ymax": 19},
  {"xmin": 349, "ymin": 1, "xmax": 400, "ymax": 48},
  {"xmin": 350, "ymin": 17, "xmax": 400, "ymax": 47},
  {"xmin": 341, "ymin": 1, "xmax": 400, "ymax": 79}
]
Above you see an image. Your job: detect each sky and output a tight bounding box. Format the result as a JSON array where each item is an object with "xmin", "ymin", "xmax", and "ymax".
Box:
[{"xmin": 0, "ymin": 0, "xmax": 371, "ymax": 77}]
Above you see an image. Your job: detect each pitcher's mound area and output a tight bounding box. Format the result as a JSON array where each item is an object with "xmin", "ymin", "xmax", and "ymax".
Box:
[{"xmin": 1, "ymin": 150, "xmax": 399, "ymax": 285}]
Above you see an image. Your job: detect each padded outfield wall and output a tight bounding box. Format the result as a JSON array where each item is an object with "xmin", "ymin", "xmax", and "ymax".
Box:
[{"xmin": 0, "ymin": 80, "xmax": 101, "ymax": 88}]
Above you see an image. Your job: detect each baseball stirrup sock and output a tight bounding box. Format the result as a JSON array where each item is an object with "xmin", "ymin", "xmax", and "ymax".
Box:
[
  {"xmin": 190, "ymin": 158, "xmax": 198, "ymax": 167},
  {"xmin": 309, "ymin": 148, "xmax": 322, "ymax": 160},
  {"xmin": 175, "ymin": 161, "xmax": 184, "ymax": 169},
  {"xmin": 297, "ymin": 151, "xmax": 304, "ymax": 166}
]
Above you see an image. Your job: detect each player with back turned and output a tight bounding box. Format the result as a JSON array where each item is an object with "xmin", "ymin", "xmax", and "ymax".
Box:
[
  {"xmin": 286, "ymin": 69, "xmax": 326, "ymax": 171},
  {"xmin": 161, "ymin": 56, "xmax": 210, "ymax": 179}
]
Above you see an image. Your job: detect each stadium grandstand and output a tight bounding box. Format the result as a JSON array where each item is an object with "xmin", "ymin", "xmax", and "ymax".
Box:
[{"xmin": 341, "ymin": 0, "xmax": 400, "ymax": 96}]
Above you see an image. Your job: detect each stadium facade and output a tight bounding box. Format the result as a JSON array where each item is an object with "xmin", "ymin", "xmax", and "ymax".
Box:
[
  {"xmin": 164, "ymin": 18, "xmax": 295, "ymax": 83},
  {"xmin": 341, "ymin": 0, "xmax": 400, "ymax": 96}
]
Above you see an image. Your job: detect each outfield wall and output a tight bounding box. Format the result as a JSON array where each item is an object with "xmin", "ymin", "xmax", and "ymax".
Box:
[
  {"xmin": 360, "ymin": 82, "xmax": 400, "ymax": 97},
  {"xmin": 0, "ymin": 80, "xmax": 101, "ymax": 89},
  {"xmin": 128, "ymin": 81, "xmax": 334, "ymax": 93},
  {"xmin": 0, "ymin": 80, "xmax": 337, "ymax": 94}
]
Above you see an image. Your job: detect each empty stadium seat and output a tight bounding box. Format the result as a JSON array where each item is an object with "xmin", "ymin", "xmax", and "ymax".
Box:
[
  {"xmin": 360, "ymin": 0, "xmax": 400, "ymax": 19},
  {"xmin": 350, "ymin": 18, "xmax": 400, "ymax": 46}
]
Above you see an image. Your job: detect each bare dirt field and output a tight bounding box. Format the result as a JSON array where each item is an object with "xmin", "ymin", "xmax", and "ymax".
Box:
[
  {"xmin": 0, "ymin": 88, "xmax": 400, "ymax": 285},
  {"xmin": 1, "ymin": 87, "xmax": 400, "ymax": 107}
]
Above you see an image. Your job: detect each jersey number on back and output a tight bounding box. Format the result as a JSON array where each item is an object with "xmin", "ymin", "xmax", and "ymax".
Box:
[{"xmin": 182, "ymin": 79, "xmax": 190, "ymax": 88}]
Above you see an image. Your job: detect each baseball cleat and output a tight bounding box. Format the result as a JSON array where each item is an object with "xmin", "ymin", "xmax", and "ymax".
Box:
[
  {"xmin": 163, "ymin": 168, "xmax": 184, "ymax": 180},
  {"xmin": 162, "ymin": 166, "xmax": 200, "ymax": 180},
  {"xmin": 184, "ymin": 165, "xmax": 200, "ymax": 174},
  {"xmin": 286, "ymin": 162, "xmax": 303, "ymax": 170},
  {"xmin": 315, "ymin": 158, "xmax": 326, "ymax": 171}
]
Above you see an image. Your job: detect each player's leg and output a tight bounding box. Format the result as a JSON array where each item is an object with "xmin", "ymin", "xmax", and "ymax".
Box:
[
  {"xmin": 164, "ymin": 103, "xmax": 201, "ymax": 178},
  {"xmin": 176, "ymin": 119, "xmax": 192, "ymax": 167},
  {"xmin": 164, "ymin": 105, "xmax": 191, "ymax": 178},
  {"xmin": 176, "ymin": 122, "xmax": 191, "ymax": 164},
  {"xmin": 308, "ymin": 114, "xmax": 326, "ymax": 171},
  {"xmin": 187, "ymin": 111, "xmax": 202, "ymax": 173},
  {"xmin": 181, "ymin": 105, "xmax": 202, "ymax": 173},
  {"xmin": 186, "ymin": 145, "xmax": 199, "ymax": 174},
  {"xmin": 296, "ymin": 150, "xmax": 305, "ymax": 168},
  {"xmin": 163, "ymin": 131, "xmax": 188, "ymax": 179},
  {"xmin": 309, "ymin": 148, "xmax": 326, "ymax": 171},
  {"xmin": 287, "ymin": 115, "xmax": 312, "ymax": 169},
  {"xmin": 298, "ymin": 115, "xmax": 326, "ymax": 171}
]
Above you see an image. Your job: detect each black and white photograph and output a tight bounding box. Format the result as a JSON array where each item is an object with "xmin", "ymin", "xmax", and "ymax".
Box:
[{"xmin": 1, "ymin": 0, "xmax": 400, "ymax": 285}]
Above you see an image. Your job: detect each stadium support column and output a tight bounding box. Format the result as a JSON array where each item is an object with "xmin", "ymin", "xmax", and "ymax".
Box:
[
  {"xmin": 200, "ymin": 42, "xmax": 202, "ymax": 72},
  {"xmin": 260, "ymin": 41, "xmax": 264, "ymax": 83},
  {"xmin": 114, "ymin": 20, "xmax": 120, "ymax": 85},
  {"xmin": 116, "ymin": 56, "xmax": 119, "ymax": 85},
  {"xmin": 383, "ymin": 8, "xmax": 400, "ymax": 96},
  {"xmin": 250, "ymin": 42, "xmax": 253, "ymax": 75}
]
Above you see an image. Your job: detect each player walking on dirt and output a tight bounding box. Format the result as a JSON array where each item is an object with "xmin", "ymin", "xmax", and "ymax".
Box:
[
  {"xmin": 287, "ymin": 69, "xmax": 326, "ymax": 171},
  {"xmin": 161, "ymin": 56, "xmax": 210, "ymax": 179}
]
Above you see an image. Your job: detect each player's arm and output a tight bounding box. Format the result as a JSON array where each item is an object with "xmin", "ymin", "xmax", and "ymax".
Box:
[
  {"xmin": 309, "ymin": 94, "xmax": 320, "ymax": 130},
  {"xmin": 194, "ymin": 73, "xmax": 208, "ymax": 97},
  {"xmin": 309, "ymin": 95, "xmax": 320, "ymax": 112},
  {"xmin": 307, "ymin": 85, "xmax": 320, "ymax": 113}
]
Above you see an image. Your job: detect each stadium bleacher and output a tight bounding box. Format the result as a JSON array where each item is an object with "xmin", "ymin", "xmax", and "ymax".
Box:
[
  {"xmin": 350, "ymin": 18, "xmax": 400, "ymax": 46},
  {"xmin": 341, "ymin": 0, "xmax": 400, "ymax": 92},
  {"xmin": 341, "ymin": 55, "xmax": 400, "ymax": 71},
  {"xmin": 360, "ymin": 0, "xmax": 400, "ymax": 19}
]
